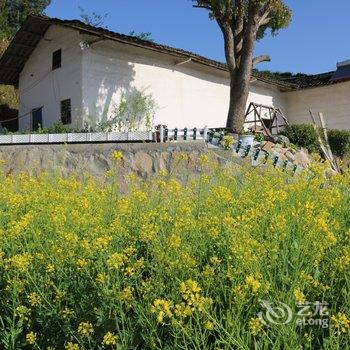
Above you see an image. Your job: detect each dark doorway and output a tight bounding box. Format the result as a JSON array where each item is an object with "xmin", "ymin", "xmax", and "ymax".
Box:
[{"xmin": 32, "ymin": 107, "xmax": 43, "ymax": 131}]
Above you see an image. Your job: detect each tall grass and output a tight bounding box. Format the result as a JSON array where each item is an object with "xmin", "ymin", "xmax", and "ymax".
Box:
[{"xmin": 0, "ymin": 154, "xmax": 349, "ymax": 349}]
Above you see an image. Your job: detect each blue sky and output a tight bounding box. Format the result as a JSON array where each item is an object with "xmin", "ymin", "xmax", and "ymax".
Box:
[{"xmin": 46, "ymin": 0, "xmax": 350, "ymax": 74}]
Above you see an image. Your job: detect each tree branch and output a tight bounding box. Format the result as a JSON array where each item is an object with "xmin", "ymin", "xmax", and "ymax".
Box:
[
  {"xmin": 193, "ymin": 4, "xmax": 212, "ymax": 10},
  {"xmin": 252, "ymin": 55, "xmax": 271, "ymax": 67},
  {"xmin": 219, "ymin": 22, "xmax": 236, "ymax": 73},
  {"xmin": 258, "ymin": 11, "xmax": 271, "ymax": 27},
  {"xmin": 233, "ymin": 0, "xmax": 244, "ymax": 64}
]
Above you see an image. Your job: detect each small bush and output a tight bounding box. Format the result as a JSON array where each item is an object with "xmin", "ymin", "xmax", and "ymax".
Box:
[
  {"xmin": 282, "ymin": 124, "xmax": 320, "ymax": 153},
  {"xmin": 328, "ymin": 129, "xmax": 350, "ymax": 158},
  {"xmin": 37, "ymin": 121, "xmax": 73, "ymax": 134},
  {"xmin": 283, "ymin": 124, "xmax": 350, "ymax": 159}
]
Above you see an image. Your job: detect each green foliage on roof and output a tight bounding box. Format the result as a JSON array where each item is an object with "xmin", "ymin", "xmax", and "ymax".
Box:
[{"xmin": 253, "ymin": 69, "xmax": 308, "ymax": 82}]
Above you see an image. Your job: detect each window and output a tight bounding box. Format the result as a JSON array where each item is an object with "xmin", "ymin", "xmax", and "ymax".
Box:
[
  {"xmin": 52, "ymin": 49, "xmax": 62, "ymax": 70},
  {"xmin": 32, "ymin": 107, "xmax": 43, "ymax": 131},
  {"xmin": 61, "ymin": 99, "xmax": 71, "ymax": 125}
]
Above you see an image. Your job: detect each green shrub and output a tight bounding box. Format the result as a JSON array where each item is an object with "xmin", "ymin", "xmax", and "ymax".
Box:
[
  {"xmin": 37, "ymin": 121, "xmax": 73, "ymax": 134},
  {"xmin": 282, "ymin": 124, "xmax": 320, "ymax": 153},
  {"xmin": 283, "ymin": 124, "xmax": 350, "ymax": 159},
  {"xmin": 328, "ymin": 129, "xmax": 350, "ymax": 158}
]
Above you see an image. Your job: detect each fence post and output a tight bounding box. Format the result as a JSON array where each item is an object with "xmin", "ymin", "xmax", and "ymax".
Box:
[
  {"xmin": 293, "ymin": 164, "xmax": 298, "ymax": 175},
  {"xmin": 244, "ymin": 145, "xmax": 251, "ymax": 157},
  {"xmin": 235, "ymin": 140, "xmax": 242, "ymax": 153},
  {"xmin": 273, "ymin": 156, "xmax": 279, "ymax": 167},
  {"xmin": 183, "ymin": 128, "xmax": 187, "ymax": 141},
  {"xmin": 159, "ymin": 125, "xmax": 164, "ymax": 143},
  {"xmin": 174, "ymin": 128, "xmax": 178, "ymax": 141},
  {"xmin": 203, "ymin": 126, "xmax": 208, "ymax": 141},
  {"xmin": 164, "ymin": 128, "xmax": 168, "ymax": 142},
  {"xmin": 263, "ymin": 152, "xmax": 269, "ymax": 164},
  {"xmin": 253, "ymin": 148, "xmax": 261, "ymax": 161},
  {"xmin": 282, "ymin": 160, "xmax": 288, "ymax": 172},
  {"xmin": 193, "ymin": 127, "xmax": 197, "ymax": 140}
]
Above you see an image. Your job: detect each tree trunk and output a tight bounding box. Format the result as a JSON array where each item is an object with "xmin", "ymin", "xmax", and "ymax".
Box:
[
  {"xmin": 225, "ymin": 19, "xmax": 256, "ymax": 133},
  {"xmin": 226, "ymin": 78, "xmax": 250, "ymax": 133}
]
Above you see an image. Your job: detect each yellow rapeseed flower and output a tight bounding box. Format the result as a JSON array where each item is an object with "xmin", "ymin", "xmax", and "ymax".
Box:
[
  {"xmin": 205, "ymin": 321, "xmax": 215, "ymax": 330},
  {"xmin": 46, "ymin": 263, "xmax": 55, "ymax": 273},
  {"xmin": 77, "ymin": 321, "xmax": 94, "ymax": 337},
  {"xmin": 65, "ymin": 342, "xmax": 80, "ymax": 350},
  {"xmin": 26, "ymin": 331, "xmax": 37, "ymax": 344},
  {"xmin": 245, "ymin": 276, "xmax": 261, "ymax": 294},
  {"xmin": 62, "ymin": 307, "xmax": 75, "ymax": 320},
  {"xmin": 121, "ymin": 286, "xmax": 134, "ymax": 301},
  {"xmin": 102, "ymin": 331, "xmax": 118, "ymax": 346},
  {"xmin": 107, "ymin": 252, "xmax": 126, "ymax": 270},
  {"xmin": 151, "ymin": 299, "xmax": 173, "ymax": 323},
  {"xmin": 28, "ymin": 292, "xmax": 41, "ymax": 307},
  {"xmin": 294, "ymin": 288, "xmax": 306, "ymax": 304},
  {"xmin": 9, "ymin": 253, "xmax": 33, "ymax": 272},
  {"xmin": 248, "ymin": 317, "xmax": 263, "ymax": 336},
  {"xmin": 210, "ymin": 256, "xmax": 221, "ymax": 266},
  {"xmin": 112, "ymin": 151, "xmax": 123, "ymax": 161},
  {"xmin": 331, "ymin": 312, "xmax": 350, "ymax": 335}
]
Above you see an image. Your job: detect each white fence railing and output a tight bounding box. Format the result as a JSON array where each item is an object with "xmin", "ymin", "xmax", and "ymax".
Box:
[
  {"xmin": 0, "ymin": 127, "xmax": 210, "ymax": 145},
  {"xmin": 157, "ymin": 126, "xmax": 209, "ymax": 142},
  {"xmin": 0, "ymin": 131, "xmax": 153, "ymax": 145}
]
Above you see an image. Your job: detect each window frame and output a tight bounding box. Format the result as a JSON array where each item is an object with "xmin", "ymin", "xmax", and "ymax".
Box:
[
  {"xmin": 31, "ymin": 107, "xmax": 43, "ymax": 131},
  {"xmin": 60, "ymin": 99, "xmax": 72, "ymax": 125},
  {"xmin": 52, "ymin": 49, "xmax": 62, "ymax": 70}
]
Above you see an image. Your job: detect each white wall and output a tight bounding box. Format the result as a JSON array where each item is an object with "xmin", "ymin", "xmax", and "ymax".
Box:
[
  {"xmin": 18, "ymin": 25, "xmax": 287, "ymax": 132},
  {"xmin": 284, "ymin": 81, "xmax": 350, "ymax": 130},
  {"xmin": 18, "ymin": 26, "xmax": 82, "ymax": 131},
  {"xmin": 81, "ymin": 37, "xmax": 286, "ymax": 130}
]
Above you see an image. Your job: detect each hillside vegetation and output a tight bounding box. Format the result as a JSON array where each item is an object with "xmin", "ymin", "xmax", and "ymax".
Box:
[{"xmin": 0, "ymin": 39, "xmax": 18, "ymax": 130}]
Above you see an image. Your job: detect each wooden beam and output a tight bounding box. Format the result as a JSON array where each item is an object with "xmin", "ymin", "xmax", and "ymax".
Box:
[
  {"xmin": 3, "ymin": 53, "xmax": 28, "ymax": 60},
  {"xmin": 22, "ymin": 30, "xmax": 43, "ymax": 39},
  {"xmin": 0, "ymin": 66, "xmax": 23, "ymax": 71},
  {"xmin": 12, "ymin": 42, "xmax": 36, "ymax": 49}
]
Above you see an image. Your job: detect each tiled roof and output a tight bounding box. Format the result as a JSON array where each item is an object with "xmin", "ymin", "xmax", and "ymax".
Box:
[
  {"xmin": 0, "ymin": 15, "xmax": 348, "ymax": 91},
  {"xmin": 0, "ymin": 14, "xmax": 292, "ymax": 88},
  {"xmin": 278, "ymin": 71, "xmax": 336, "ymax": 89}
]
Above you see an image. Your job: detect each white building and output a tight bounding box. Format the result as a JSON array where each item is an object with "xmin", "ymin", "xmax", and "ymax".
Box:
[{"xmin": 0, "ymin": 15, "xmax": 349, "ymax": 132}]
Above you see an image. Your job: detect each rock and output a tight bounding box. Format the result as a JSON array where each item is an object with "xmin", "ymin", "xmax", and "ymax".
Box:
[
  {"xmin": 284, "ymin": 150, "xmax": 295, "ymax": 162},
  {"xmin": 294, "ymin": 149, "xmax": 311, "ymax": 167},
  {"xmin": 261, "ymin": 141, "xmax": 275, "ymax": 152},
  {"xmin": 154, "ymin": 152, "xmax": 170, "ymax": 172},
  {"xmin": 253, "ymin": 141, "xmax": 262, "ymax": 148},
  {"xmin": 268, "ymin": 135, "xmax": 290, "ymax": 146},
  {"xmin": 275, "ymin": 135, "xmax": 290, "ymax": 147},
  {"xmin": 272, "ymin": 150, "xmax": 287, "ymax": 161},
  {"xmin": 131, "ymin": 151, "xmax": 154, "ymax": 178}
]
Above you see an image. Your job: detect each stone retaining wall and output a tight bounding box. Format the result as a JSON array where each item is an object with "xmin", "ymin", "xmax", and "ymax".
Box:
[{"xmin": 0, "ymin": 141, "xmax": 213, "ymax": 178}]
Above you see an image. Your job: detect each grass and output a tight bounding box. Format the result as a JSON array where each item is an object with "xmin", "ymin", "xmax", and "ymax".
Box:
[{"xmin": 0, "ymin": 153, "xmax": 349, "ymax": 349}]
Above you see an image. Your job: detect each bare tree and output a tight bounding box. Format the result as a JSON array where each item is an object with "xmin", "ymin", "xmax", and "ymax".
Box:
[{"xmin": 194, "ymin": 0, "xmax": 291, "ymax": 132}]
